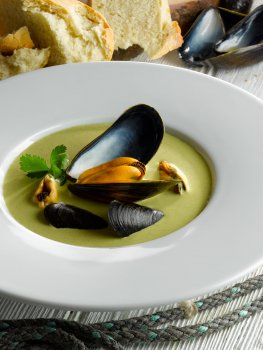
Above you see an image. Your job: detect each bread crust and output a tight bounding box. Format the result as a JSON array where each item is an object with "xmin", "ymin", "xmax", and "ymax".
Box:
[
  {"xmin": 0, "ymin": 26, "xmax": 34, "ymax": 55},
  {"xmin": 77, "ymin": 0, "xmax": 114, "ymax": 60},
  {"xmin": 150, "ymin": 21, "xmax": 183, "ymax": 60}
]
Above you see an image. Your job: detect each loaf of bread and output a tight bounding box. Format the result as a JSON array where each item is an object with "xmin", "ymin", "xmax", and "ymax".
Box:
[
  {"xmin": 0, "ymin": 0, "xmax": 114, "ymax": 65},
  {"xmin": 90, "ymin": 0, "xmax": 183, "ymax": 59}
]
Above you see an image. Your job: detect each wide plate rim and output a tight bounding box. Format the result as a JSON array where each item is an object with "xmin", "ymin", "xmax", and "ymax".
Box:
[{"xmin": 0, "ymin": 61, "xmax": 263, "ymax": 311}]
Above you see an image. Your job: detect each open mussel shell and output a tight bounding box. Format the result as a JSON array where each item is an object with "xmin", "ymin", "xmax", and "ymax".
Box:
[
  {"xmin": 108, "ymin": 200, "xmax": 164, "ymax": 237},
  {"xmin": 66, "ymin": 104, "xmax": 164, "ymax": 180},
  {"xmin": 178, "ymin": 7, "xmax": 225, "ymax": 66},
  {"xmin": 44, "ymin": 202, "xmax": 108, "ymax": 229},
  {"xmin": 68, "ymin": 180, "xmax": 176, "ymax": 203},
  {"xmin": 216, "ymin": 5, "xmax": 263, "ymax": 53}
]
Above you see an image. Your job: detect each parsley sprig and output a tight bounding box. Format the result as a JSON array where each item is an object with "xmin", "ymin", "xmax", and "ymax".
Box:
[{"xmin": 19, "ymin": 145, "xmax": 69, "ymax": 185}]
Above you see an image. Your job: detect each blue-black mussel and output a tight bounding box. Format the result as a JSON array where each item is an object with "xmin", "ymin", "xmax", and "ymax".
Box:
[
  {"xmin": 179, "ymin": 4, "xmax": 263, "ymax": 68},
  {"xmin": 108, "ymin": 200, "xmax": 164, "ymax": 237},
  {"xmin": 66, "ymin": 104, "xmax": 164, "ymax": 180},
  {"xmin": 44, "ymin": 203, "xmax": 108, "ymax": 229},
  {"xmin": 67, "ymin": 104, "xmax": 176, "ymax": 203}
]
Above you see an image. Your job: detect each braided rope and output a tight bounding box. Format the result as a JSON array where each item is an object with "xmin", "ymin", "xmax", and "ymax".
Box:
[{"xmin": 0, "ymin": 274, "xmax": 263, "ymax": 349}]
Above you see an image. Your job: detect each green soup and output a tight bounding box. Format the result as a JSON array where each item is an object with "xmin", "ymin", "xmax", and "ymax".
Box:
[{"xmin": 3, "ymin": 124, "xmax": 212, "ymax": 247}]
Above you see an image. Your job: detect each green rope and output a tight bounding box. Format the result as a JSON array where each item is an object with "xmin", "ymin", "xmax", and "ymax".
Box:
[{"xmin": 0, "ymin": 274, "xmax": 263, "ymax": 349}]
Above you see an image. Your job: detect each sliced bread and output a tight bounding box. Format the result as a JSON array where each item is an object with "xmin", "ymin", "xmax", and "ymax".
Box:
[
  {"xmin": 0, "ymin": 0, "xmax": 114, "ymax": 65},
  {"xmin": 90, "ymin": 0, "xmax": 183, "ymax": 59},
  {"xmin": 0, "ymin": 47, "xmax": 50, "ymax": 80}
]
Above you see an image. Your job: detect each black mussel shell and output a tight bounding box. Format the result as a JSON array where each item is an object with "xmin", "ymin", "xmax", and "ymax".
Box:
[
  {"xmin": 216, "ymin": 5, "xmax": 263, "ymax": 53},
  {"xmin": 169, "ymin": 0, "xmax": 220, "ymax": 35},
  {"xmin": 68, "ymin": 180, "xmax": 175, "ymax": 203},
  {"xmin": 66, "ymin": 104, "xmax": 164, "ymax": 180},
  {"xmin": 220, "ymin": 0, "xmax": 252, "ymax": 14},
  {"xmin": 108, "ymin": 200, "xmax": 164, "ymax": 237},
  {"xmin": 44, "ymin": 202, "xmax": 108, "ymax": 229},
  {"xmin": 178, "ymin": 7, "xmax": 225, "ymax": 66},
  {"xmin": 205, "ymin": 42, "xmax": 263, "ymax": 68},
  {"xmin": 179, "ymin": 4, "xmax": 263, "ymax": 68}
]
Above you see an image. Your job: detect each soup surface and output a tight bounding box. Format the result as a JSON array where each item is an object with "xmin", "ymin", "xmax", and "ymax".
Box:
[{"xmin": 3, "ymin": 124, "xmax": 212, "ymax": 247}]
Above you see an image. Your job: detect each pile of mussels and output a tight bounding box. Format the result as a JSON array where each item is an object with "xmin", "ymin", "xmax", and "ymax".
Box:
[
  {"xmin": 42, "ymin": 104, "xmax": 186, "ymax": 237},
  {"xmin": 178, "ymin": 0, "xmax": 263, "ymax": 67}
]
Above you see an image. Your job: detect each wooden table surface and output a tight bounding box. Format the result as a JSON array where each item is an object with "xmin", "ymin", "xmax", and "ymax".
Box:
[{"xmin": 1, "ymin": 1, "xmax": 263, "ymax": 349}]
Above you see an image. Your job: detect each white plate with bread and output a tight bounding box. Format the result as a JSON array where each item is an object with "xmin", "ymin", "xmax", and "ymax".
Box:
[{"xmin": 1, "ymin": 62, "xmax": 263, "ymax": 310}]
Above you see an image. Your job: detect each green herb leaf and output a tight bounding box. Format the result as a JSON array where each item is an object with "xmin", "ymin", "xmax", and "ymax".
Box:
[
  {"xmin": 20, "ymin": 154, "xmax": 49, "ymax": 174},
  {"xmin": 19, "ymin": 145, "xmax": 69, "ymax": 185},
  {"xmin": 50, "ymin": 145, "xmax": 68, "ymax": 173},
  {"xmin": 26, "ymin": 171, "xmax": 49, "ymax": 179}
]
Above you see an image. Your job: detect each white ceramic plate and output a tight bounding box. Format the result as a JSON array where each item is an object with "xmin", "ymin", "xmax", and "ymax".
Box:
[{"xmin": 1, "ymin": 62, "xmax": 263, "ymax": 311}]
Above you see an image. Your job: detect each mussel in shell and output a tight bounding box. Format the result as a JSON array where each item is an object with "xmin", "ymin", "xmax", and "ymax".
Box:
[
  {"xmin": 66, "ymin": 104, "xmax": 164, "ymax": 180},
  {"xmin": 44, "ymin": 202, "xmax": 108, "ymax": 229},
  {"xmin": 178, "ymin": 7, "xmax": 225, "ymax": 65},
  {"xmin": 68, "ymin": 180, "xmax": 176, "ymax": 203},
  {"xmin": 205, "ymin": 42, "xmax": 263, "ymax": 68},
  {"xmin": 108, "ymin": 200, "xmax": 164, "ymax": 237},
  {"xmin": 179, "ymin": 5, "xmax": 263, "ymax": 68},
  {"xmin": 66, "ymin": 104, "xmax": 170, "ymax": 203},
  {"xmin": 216, "ymin": 5, "xmax": 263, "ymax": 53}
]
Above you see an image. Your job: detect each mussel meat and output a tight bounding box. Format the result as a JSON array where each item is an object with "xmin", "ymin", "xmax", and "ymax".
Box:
[
  {"xmin": 108, "ymin": 200, "xmax": 164, "ymax": 237},
  {"xmin": 77, "ymin": 157, "xmax": 146, "ymax": 184},
  {"xmin": 68, "ymin": 180, "xmax": 176, "ymax": 203},
  {"xmin": 179, "ymin": 4, "xmax": 263, "ymax": 68},
  {"xmin": 44, "ymin": 202, "xmax": 108, "ymax": 229},
  {"xmin": 33, "ymin": 174, "xmax": 58, "ymax": 209},
  {"xmin": 66, "ymin": 104, "xmax": 164, "ymax": 180},
  {"xmin": 159, "ymin": 160, "xmax": 189, "ymax": 194}
]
